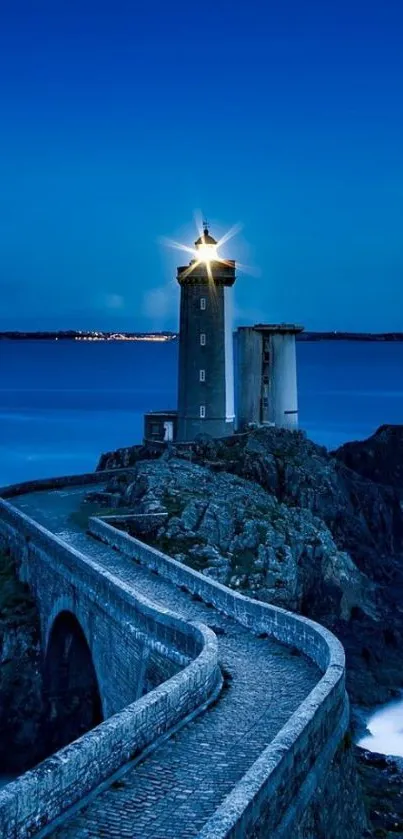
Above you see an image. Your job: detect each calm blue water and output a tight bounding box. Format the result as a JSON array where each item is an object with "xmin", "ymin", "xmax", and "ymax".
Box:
[{"xmin": 0, "ymin": 339, "xmax": 403, "ymax": 486}]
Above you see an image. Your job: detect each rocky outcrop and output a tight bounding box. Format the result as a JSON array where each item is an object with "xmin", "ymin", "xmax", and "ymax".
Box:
[
  {"xmin": 108, "ymin": 458, "xmax": 374, "ymax": 623},
  {"xmin": 96, "ymin": 425, "xmax": 403, "ymax": 835},
  {"xmin": 97, "ymin": 443, "xmax": 152, "ymax": 471},
  {"xmin": 97, "ymin": 426, "xmax": 403, "ymax": 707},
  {"xmin": 0, "ymin": 550, "xmax": 44, "ymax": 772},
  {"xmin": 356, "ymin": 747, "xmax": 403, "ymax": 838},
  {"xmin": 334, "ymin": 424, "xmax": 403, "ymax": 489}
]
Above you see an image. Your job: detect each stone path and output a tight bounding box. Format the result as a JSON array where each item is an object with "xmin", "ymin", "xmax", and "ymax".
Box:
[{"xmin": 14, "ymin": 487, "xmax": 320, "ymax": 839}]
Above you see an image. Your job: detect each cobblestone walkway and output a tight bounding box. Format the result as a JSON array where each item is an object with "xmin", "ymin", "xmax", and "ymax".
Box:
[{"xmin": 14, "ymin": 487, "xmax": 320, "ymax": 839}]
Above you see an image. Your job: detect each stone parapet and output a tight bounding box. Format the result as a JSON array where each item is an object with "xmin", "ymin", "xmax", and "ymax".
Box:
[
  {"xmin": 0, "ymin": 468, "xmax": 128, "ymax": 500},
  {"xmin": 0, "ymin": 470, "xmax": 348, "ymax": 839},
  {"xmin": 0, "ymin": 497, "xmax": 220, "ymax": 839},
  {"xmin": 89, "ymin": 514, "xmax": 348, "ymax": 839}
]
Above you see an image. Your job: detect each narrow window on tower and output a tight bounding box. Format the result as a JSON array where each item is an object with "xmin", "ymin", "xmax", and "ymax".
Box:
[
  {"xmin": 200, "ymin": 333, "xmax": 206, "ymax": 346},
  {"xmin": 200, "ymin": 297, "xmax": 206, "ymax": 310},
  {"xmin": 199, "ymin": 369, "xmax": 206, "ymax": 382},
  {"xmin": 200, "ymin": 405, "xmax": 206, "ymax": 418}
]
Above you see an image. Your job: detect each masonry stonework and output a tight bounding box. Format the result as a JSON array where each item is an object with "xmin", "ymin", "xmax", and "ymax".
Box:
[{"xmin": 0, "ymin": 472, "xmax": 365, "ymax": 839}]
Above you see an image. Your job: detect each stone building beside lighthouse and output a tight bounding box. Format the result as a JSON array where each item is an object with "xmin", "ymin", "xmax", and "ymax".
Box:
[
  {"xmin": 176, "ymin": 226, "xmax": 235, "ymax": 441},
  {"xmin": 237, "ymin": 323, "xmax": 303, "ymax": 431}
]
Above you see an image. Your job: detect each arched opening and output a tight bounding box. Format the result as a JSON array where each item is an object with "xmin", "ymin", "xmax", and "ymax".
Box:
[{"xmin": 43, "ymin": 611, "xmax": 103, "ymax": 755}]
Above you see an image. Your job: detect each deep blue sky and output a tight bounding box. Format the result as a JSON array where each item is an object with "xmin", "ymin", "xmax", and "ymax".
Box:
[{"xmin": 0, "ymin": 0, "xmax": 402, "ymax": 331}]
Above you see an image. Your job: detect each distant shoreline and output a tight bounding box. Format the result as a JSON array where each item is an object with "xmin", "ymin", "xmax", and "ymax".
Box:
[
  {"xmin": 298, "ymin": 332, "xmax": 403, "ymax": 342},
  {"xmin": 1, "ymin": 331, "xmax": 403, "ymax": 343},
  {"xmin": 0, "ymin": 331, "xmax": 178, "ymax": 342}
]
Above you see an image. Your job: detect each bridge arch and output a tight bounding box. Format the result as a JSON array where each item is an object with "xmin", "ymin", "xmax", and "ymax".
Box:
[{"xmin": 43, "ymin": 609, "xmax": 103, "ymax": 755}]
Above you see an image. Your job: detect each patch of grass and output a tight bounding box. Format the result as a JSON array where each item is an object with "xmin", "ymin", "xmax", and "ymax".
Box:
[
  {"xmin": 162, "ymin": 492, "xmax": 187, "ymax": 518},
  {"xmin": 214, "ymin": 446, "xmax": 239, "ymax": 463},
  {"xmin": 251, "ymin": 502, "xmax": 271, "ymax": 517},
  {"xmin": 162, "ymin": 534, "xmax": 201, "ymax": 556},
  {"xmin": 184, "ymin": 554, "xmax": 210, "ymax": 572},
  {"xmin": 141, "ymin": 531, "xmax": 209, "ymax": 572},
  {"xmin": 68, "ymin": 504, "xmax": 131, "ymax": 531},
  {"xmin": 230, "ymin": 548, "xmax": 258, "ymax": 575},
  {"xmin": 0, "ymin": 551, "xmax": 35, "ymax": 622}
]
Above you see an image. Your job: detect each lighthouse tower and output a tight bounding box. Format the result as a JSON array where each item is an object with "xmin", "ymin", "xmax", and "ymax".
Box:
[{"xmin": 176, "ymin": 225, "xmax": 236, "ymax": 442}]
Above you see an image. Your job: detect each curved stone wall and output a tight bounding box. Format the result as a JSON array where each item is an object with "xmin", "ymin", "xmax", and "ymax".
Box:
[
  {"xmin": 0, "ymin": 493, "xmax": 220, "ymax": 839},
  {"xmin": 0, "ymin": 500, "xmax": 206, "ymax": 715},
  {"xmin": 90, "ymin": 514, "xmax": 348, "ymax": 838},
  {"xmin": 0, "ymin": 468, "xmax": 126, "ymax": 500},
  {"xmin": 0, "ymin": 471, "xmax": 348, "ymax": 838}
]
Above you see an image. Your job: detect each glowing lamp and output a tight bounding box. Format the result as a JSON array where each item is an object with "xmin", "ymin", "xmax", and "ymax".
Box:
[
  {"xmin": 195, "ymin": 225, "xmax": 218, "ymax": 263},
  {"xmin": 197, "ymin": 242, "xmax": 218, "ymax": 262}
]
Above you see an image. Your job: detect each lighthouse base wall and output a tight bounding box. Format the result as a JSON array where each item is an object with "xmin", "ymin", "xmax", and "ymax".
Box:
[{"xmin": 177, "ymin": 417, "xmax": 234, "ymax": 442}]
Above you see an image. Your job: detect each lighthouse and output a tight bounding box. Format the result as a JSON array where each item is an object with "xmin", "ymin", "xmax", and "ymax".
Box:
[
  {"xmin": 143, "ymin": 217, "xmax": 304, "ymax": 446},
  {"xmin": 176, "ymin": 225, "xmax": 236, "ymax": 442}
]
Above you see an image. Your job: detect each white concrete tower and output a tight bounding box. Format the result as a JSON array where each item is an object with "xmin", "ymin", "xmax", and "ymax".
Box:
[
  {"xmin": 266, "ymin": 328, "xmax": 300, "ymax": 429},
  {"xmin": 237, "ymin": 324, "xmax": 303, "ymax": 430}
]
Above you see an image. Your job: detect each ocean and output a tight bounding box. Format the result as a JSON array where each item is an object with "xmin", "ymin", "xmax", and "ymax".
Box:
[
  {"xmin": 1, "ymin": 337, "xmax": 403, "ymax": 761},
  {"xmin": 1, "ymin": 339, "xmax": 403, "ymax": 486}
]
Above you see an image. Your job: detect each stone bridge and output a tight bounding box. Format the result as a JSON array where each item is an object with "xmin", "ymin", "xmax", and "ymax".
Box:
[{"xmin": 0, "ymin": 470, "xmax": 350, "ymax": 839}]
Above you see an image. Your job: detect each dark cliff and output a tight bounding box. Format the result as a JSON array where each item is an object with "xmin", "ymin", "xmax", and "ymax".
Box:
[
  {"xmin": 334, "ymin": 424, "xmax": 403, "ymax": 488},
  {"xmin": 0, "ymin": 550, "xmax": 44, "ymax": 772},
  {"xmin": 97, "ymin": 426, "xmax": 403, "ymax": 708}
]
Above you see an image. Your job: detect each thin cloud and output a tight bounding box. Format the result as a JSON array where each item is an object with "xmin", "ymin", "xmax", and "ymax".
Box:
[
  {"xmin": 97, "ymin": 293, "xmax": 125, "ymax": 310},
  {"xmin": 142, "ymin": 284, "xmax": 178, "ymax": 324}
]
